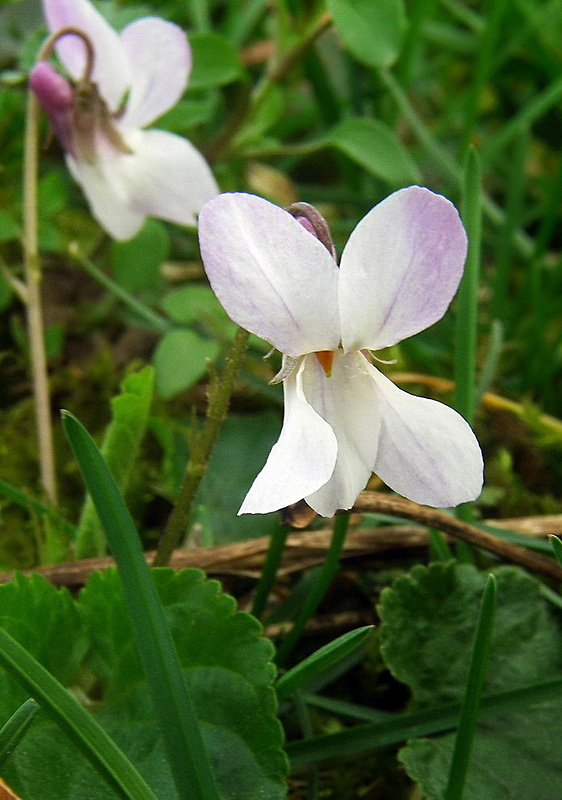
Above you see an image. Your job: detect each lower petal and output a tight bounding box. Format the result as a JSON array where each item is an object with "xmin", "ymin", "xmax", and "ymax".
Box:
[
  {"xmin": 370, "ymin": 368, "xmax": 483, "ymax": 507},
  {"xmin": 303, "ymin": 351, "xmax": 382, "ymax": 517},
  {"xmin": 239, "ymin": 358, "xmax": 338, "ymax": 514},
  {"xmin": 121, "ymin": 129, "xmax": 219, "ymax": 225},
  {"xmin": 66, "ymin": 154, "xmax": 144, "ymax": 240}
]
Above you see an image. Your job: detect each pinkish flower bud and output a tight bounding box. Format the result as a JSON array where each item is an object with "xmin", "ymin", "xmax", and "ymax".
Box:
[
  {"xmin": 286, "ymin": 201, "xmax": 337, "ymax": 259},
  {"xmin": 30, "ymin": 62, "xmax": 74, "ymax": 151}
]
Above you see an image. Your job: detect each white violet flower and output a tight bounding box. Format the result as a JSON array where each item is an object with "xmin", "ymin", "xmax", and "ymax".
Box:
[
  {"xmin": 199, "ymin": 188, "xmax": 484, "ymax": 517},
  {"xmin": 30, "ymin": 0, "xmax": 218, "ymax": 240}
]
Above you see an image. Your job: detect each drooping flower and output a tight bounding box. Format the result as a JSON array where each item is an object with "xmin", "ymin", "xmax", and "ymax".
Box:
[
  {"xmin": 199, "ymin": 188, "xmax": 483, "ymax": 517},
  {"xmin": 30, "ymin": 0, "xmax": 218, "ymax": 240}
]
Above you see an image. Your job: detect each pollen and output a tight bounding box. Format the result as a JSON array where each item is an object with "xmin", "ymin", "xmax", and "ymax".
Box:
[{"xmin": 315, "ymin": 350, "xmax": 334, "ymax": 376}]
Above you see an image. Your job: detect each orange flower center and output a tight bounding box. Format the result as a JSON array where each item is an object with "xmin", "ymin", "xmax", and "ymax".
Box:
[{"xmin": 314, "ymin": 350, "xmax": 334, "ymax": 376}]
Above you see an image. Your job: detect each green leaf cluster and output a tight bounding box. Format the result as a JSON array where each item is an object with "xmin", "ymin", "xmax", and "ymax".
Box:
[
  {"xmin": 0, "ymin": 568, "xmax": 288, "ymax": 799},
  {"xmin": 378, "ymin": 563, "xmax": 562, "ymax": 799}
]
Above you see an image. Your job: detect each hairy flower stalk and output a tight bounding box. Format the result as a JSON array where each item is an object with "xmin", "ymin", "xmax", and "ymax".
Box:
[
  {"xmin": 30, "ymin": 0, "xmax": 218, "ymax": 240},
  {"xmin": 199, "ymin": 189, "xmax": 484, "ymax": 517}
]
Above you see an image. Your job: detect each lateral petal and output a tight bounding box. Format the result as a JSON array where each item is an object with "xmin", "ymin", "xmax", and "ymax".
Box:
[
  {"xmin": 199, "ymin": 193, "xmax": 340, "ymax": 357},
  {"xmin": 239, "ymin": 358, "xmax": 338, "ymax": 514},
  {"xmin": 304, "ymin": 351, "xmax": 382, "ymax": 517},
  {"xmin": 370, "ymin": 367, "xmax": 483, "ymax": 507},
  {"xmin": 119, "ymin": 18, "xmax": 191, "ymax": 129},
  {"xmin": 121, "ymin": 129, "xmax": 219, "ymax": 226},
  {"xmin": 339, "ymin": 186, "xmax": 467, "ymax": 352},
  {"xmin": 43, "ymin": 0, "xmax": 130, "ymax": 111}
]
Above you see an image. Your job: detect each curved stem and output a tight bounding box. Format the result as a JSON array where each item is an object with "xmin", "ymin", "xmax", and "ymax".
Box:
[
  {"xmin": 22, "ymin": 87, "xmax": 57, "ymax": 505},
  {"xmin": 37, "ymin": 27, "xmax": 95, "ymax": 81}
]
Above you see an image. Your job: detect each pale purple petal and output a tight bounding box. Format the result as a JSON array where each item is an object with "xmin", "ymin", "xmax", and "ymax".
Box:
[
  {"xmin": 239, "ymin": 358, "xmax": 338, "ymax": 514},
  {"xmin": 120, "ymin": 129, "xmax": 218, "ymax": 226},
  {"xmin": 303, "ymin": 351, "xmax": 382, "ymax": 517},
  {"xmin": 339, "ymin": 186, "xmax": 468, "ymax": 352},
  {"xmin": 43, "ymin": 0, "xmax": 130, "ymax": 111},
  {"xmin": 199, "ymin": 194, "xmax": 340, "ymax": 357},
  {"xmin": 66, "ymin": 152, "xmax": 144, "ymax": 240},
  {"xmin": 370, "ymin": 367, "xmax": 483, "ymax": 506},
  {"xmin": 119, "ymin": 18, "xmax": 191, "ymax": 130}
]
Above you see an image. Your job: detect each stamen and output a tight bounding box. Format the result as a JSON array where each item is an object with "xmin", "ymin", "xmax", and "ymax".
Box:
[
  {"xmin": 315, "ymin": 350, "xmax": 334, "ymax": 376},
  {"xmin": 269, "ymin": 355, "xmax": 298, "ymax": 384}
]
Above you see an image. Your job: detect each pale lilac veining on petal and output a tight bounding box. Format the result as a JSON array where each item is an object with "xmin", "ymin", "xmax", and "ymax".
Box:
[
  {"xmin": 197, "ymin": 190, "xmax": 483, "ymax": 517},
  {"xmin": 339, "ymin": 186, "xmax": 468, "ymax": 352},
  {"xmin": 199, "ymin": 193, "xmax": 340, "ymax": 357}
]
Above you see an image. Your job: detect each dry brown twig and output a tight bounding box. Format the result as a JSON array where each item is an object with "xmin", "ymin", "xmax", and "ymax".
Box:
[{"xmin": 1, "ymin": 493, "xmax": 561, "ymax": 588}]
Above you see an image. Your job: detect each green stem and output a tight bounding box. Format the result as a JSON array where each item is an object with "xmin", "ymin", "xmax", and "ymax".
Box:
[
  {"xmin": 275, "ymin": 512, "xmax": 350, "ymax": 666},
  {"xmin": 71, "ymin": 246, "xmax": 171, "ymax": 333},
  {"xmin": 153, "ymin": 326, "xmax": 250, "ymax": 566},
  {"xmin": 22, "ymin": 87, "xmax": 58, "ymax": 505}
]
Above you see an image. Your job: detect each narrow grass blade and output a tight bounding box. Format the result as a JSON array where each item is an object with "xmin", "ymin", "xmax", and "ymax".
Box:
[
  {"xmin": 61, "ymin": 411, "xmax": 221, "ymax": 800},
  {"xmin": 458, "ymin": 0, "xmax": 509, "ymax": 156},
  {"xmin": 549, "ymin": 536, "xmax": 562, "ymax": 567},
  {"xmin": 455, "ymin": 146, "xmax": 481, "ymax": 426},
  {"xmin": 455, "ymin": 146, "xmax": 482, "ymax": 531},
  {"xmin": 0, "ymin": 699, "xmax": 40, "ymax": 766},
  {"xmin": 475, "ymin": 319, "xmax": 504, "ymax": 404},
  {"xmin": 0, "ymin": 629, "xmax": 158, "ymax": 800},
  {"xmin": 428, "ymin": 528, "xmax": 453, "ymax": 563},
  {"xmin": 276, "ymin": 626, "xmax": 372, "ymax": 702},
  {"xmin": 286, "ymin": 675, "xmax": 562, "ymax": 766},
  {"xmin": 444, "ymin": 574, "xmax": 497, "ymax": 800},
  {"xmin": 252, "ymin": 520, "xmax": 289, "ymax": 619},
  {"xmin": 0, "ymin": 478, "xmax": 76, "ymax": 540},
  {"xmin": 275, "ymin": 513, "xmax": 350, "ymax": 666}
]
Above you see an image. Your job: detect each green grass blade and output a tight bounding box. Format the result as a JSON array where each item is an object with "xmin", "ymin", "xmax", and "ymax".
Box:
[
  {"xmin": 0, "ymin": 477, "xmax": 76, "ymax": 540},
  {"xmin": 455, "ymin": 146, "xmax": 481, "ymax": 425},
  {"xmin": 0, "ymin": 698, "xmax": 40, "ymax": 766},
  {"xmin": 286, "ymin": 675, "xmax": 562, "ymax": 766},
  {"xmin": 444, "ymin": 574, "xmax": 497, "ymax": 800},
  {"xmin": 251, "ymin": 519, "xmax": 289, "ymax": 619},
  {"xmin": 454, "ymin": 146, "xmax": 482, "ymax": 531},
  {"xmin": 275, "ymin": 513, "xmax": 350, "ymax": 666},
  {"xmin": 458, "ymin": 0, "xmax": 509, "ymax": 156},
  {"xmin": 0, "ymin": 629, "xmax": 158, "ymax": 800},
  {"xmin": 549, "ymin": 535, "xmax": 562, "ymax": 567},
  {"xmin": 276, "ymin": 626, "xmax": 372, "ymax": 702},
  {"xmin": 61, "ymin": 411, "xmax": 221, "ymax": 800}
]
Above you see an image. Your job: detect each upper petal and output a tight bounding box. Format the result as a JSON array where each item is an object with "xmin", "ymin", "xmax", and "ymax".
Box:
[
  {"xmin": 199, "ymin": 193, "xmax": 340, "ymax": 357},
  {"xmin": 304, "ymin": 351, "xmax": 382, "ymax": 517},
  {"xmin": 66, "ymin": 152, "xmax": 144, "ymax": 240},
  {"xmin": 370, "ymin": 367, "xmax": 483, "ymax": 506},
  {"xmin": 43, "ymin": 0, "xmax": 130, "ymax": 111},
  {"xmin": 120, "ymin": 129, "xmax": 219, "ymax": 226},
  {"xmin": 239, "ymin": 358, "xmax": 338, "ymax": 514},
  {"xmin": 339, "ymin": 186, "xmax": 468, "ymax": 351},
  {"xmin": 119, "ymin": 18, "xmax": 191, "ymax": 129}
]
